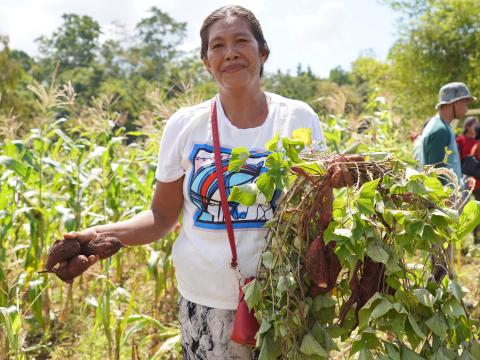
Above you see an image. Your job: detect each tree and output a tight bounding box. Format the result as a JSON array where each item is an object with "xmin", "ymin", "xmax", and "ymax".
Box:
[
  {"xmin": 99, "ymin": 39, "xmax": 125, "ymax": 79},
  {"xmin": 131, "ymin": 7, "xmax": 187, "ymax": 81},
  {"xmin": 381, "ymin": 0, "xmax": 432, "ymax": 19},
  {"xmin": 263, "ymin": 66, "xmax": 319, "ymax": 105},
  {"xmin": 350, "ymin": 55, "xmax": 390, "ymax": 100},
  {"xmin": 36, "ymin": 14, "xmax": 101, "ymax": 73},
  {"xmin": 329, "ymin": 66, "xmax": 352, "ymax": 86},
  {"xmin": 386, "ymin": 0, "xmax": 480, "ymax": 121},
  {"xmin": 0, "ymin": 36, "xmax": 21, "ymax": 97},
  {"xmin": 0, "ymin": 35, "xmax": 34, "ymax": 117}
]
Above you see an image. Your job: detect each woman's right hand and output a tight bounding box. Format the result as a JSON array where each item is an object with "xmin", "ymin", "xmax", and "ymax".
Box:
[
  {"xmin": 61, "ymin": 228, "xmax": 99, "ymax": 278},
  {"xmin": 63, "ymin": 228, "xmax": 97, "ymax": 244}
]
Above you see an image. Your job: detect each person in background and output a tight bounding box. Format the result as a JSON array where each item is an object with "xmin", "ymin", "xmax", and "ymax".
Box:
[
  {"xmin": 418, "ymin": 82, "xmax": 477, "ymax": 282},
  {"xmin": 419, "ymin": 82, "xmax": 477, "ymax": 186},
  {"xmin": 456, "ymin": 116, "xmax": 478, "ymax": 163},
  {"xmin": 468, "ymin": 123, "xmax": 480, "ymax": 243}
]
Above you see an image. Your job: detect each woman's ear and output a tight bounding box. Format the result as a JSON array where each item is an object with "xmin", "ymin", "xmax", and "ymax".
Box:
[{"xmin": 259, "ymin": 50, "xmax": 268, "ymax": 65}]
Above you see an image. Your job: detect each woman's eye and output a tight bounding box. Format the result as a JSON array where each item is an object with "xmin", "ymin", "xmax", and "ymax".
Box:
[{"xmin": 211, "ymin": 43, "xmax": 223, "ymax": 49}]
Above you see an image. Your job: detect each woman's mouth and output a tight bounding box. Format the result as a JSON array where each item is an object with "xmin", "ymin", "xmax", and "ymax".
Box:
[{"xmin": 223, "ymin": 65, "xmax": 245, "ymax": 73}]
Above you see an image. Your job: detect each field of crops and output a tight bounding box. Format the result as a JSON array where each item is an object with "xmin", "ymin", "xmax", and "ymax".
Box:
[
  {"xmin": 1, "ymin": 83, "xmax": 480, "ymax": 359},
  {"xmin": 0, "ymin": 83, "xmax": 193, "ymax": 359}
]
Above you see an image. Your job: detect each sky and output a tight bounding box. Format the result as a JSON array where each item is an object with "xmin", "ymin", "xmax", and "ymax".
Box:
[{"xmin": 0, "ymin": 0, "xmax": 399, "ymax": 77}]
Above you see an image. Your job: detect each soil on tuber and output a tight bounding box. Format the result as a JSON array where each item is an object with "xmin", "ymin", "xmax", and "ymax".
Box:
[
  {"xmin": 42, "ymin": 234, "xmax": 124, "ymax": 283},
  {"xmin": 45, "ymin": 238, "xmax": 81, "ymax": 271}
]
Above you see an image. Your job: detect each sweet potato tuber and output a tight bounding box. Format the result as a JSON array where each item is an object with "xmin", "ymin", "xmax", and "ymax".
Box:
[
  {"xmin": 45, "ymin": 238, "xmax": 81, "ymax": 271},
  {"xmin": 306, "ymin": 235, "xmax": 341, "ymax": 296},
  {"xmin": 326, "ymin": 155, "xmax": 364, "ymax": 188},
  {"xmin": 49, "ymin": 255, "xmax": 91, "ymax": 283},
  {"xmin": 80, "ymin": 234, "xmax": 124, "ymax": 259},
  {"xmin": 67, "ymin": 255, "xmax": 91, "ymax": 278},
  {"xmin": 51, "ymin": 261, "xmax": 73, "ymax": 283},
  {"xmin": 309, "ymin": 241, "xmax": 341, "ymax": 297},
  {"xmin": 338, "ymin": 257, "xmax": 394, "ymax": 327},
  {"xmin": 319, "ymin": 186, "xmax": 333, "ymax": 229},
  {"xmin": 306, "ymin": 236, "xmax": 329, "ymax": 288},
  {"xmin": 307, "ymin": 184, "xmax": 339, "ymax": 297}
]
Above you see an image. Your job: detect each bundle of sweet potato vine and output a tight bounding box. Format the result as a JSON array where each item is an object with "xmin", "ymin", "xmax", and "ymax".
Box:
[{"xmin": 242, "ymin": 153, "xmax": 480, "ymax": 359}]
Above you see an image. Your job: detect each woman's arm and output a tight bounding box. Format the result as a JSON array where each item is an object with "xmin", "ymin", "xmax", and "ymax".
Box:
[
  {"xmin": 64, "ymin": 177, "xmax": 184, "ymax": 246},
  {"xmin": 472, "ymin": 143, "xmax": 480, "ymax": 160}
]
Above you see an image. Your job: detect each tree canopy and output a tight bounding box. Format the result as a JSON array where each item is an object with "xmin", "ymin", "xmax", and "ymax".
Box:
[
  {"xmin": 387, "ymin": 0, "xmax": 480, "ymax": 120},
  {"xmin": 3, "ymin": 2, "xmax": 480, "ymax": 128}
]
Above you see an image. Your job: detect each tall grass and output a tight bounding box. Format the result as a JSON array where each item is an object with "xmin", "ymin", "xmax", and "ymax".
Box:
[
  {"xmin": 0, "ymin": 80, "xmax": 192, "ymax": 359},
  {"xmin": 1, "ymin": 79, "xmax": 479, "ymax": 359}
]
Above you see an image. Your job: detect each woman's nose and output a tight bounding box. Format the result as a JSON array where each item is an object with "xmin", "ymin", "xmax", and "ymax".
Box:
[{"xmin": 224, "ymin": 43, "xmax": 239, "ymax": 60}]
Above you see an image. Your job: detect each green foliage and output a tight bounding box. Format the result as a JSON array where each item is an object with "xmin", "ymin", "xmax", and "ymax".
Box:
[
  {"xmin": 228, "ymin": 147, "xmax": 251, "ymax": 172},
  {"xmin": 388, "ymin": 0, "xmax": 480, "ymax": 121},
  {"xmin": 329, "ymin": 66, "xmax": 353, "ymax": 86},
  {"xmin": 350, "ymin": 54, "xmax": 390, "ymax": 101},
  {"xmin": 263, "ymin": 67, "xmax": 364, "ymax": 116},
  {"xmin": 228, "ymin": 128, "xmax": 320, "ymax": 206},
  {"xmin": 381, "ymin": 0, "xmax": 432, "ymax": 19},
  {"xmin": 3, "ymin": 7, "xmax": 193, "ymax": 127},
  {"xmin": 0, "ymin": 36, "xmax": 22, "ymax": 93},
  {"xmin": 0, "ymin": 36, "xmax": 35, "ymax": 118},
  {"xmin": 36, "ymin": 14, "xmax": 101, "ymax": 70},
  {"xmin": 133, "ymin": 7, "xmax": 187, "ymax": 81},
  {"xmin": 263, "ymin": 65, "xmax": 319, "ymax": 105},
  {"xmin": 0, "ymin": 81, "xmax": 186, "ymax": 358},
  {"xmin": 236, "ymin": 117, "xmax": 480, "ymax": 358}
]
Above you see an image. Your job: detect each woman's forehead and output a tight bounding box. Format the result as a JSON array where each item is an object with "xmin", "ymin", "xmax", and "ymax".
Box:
[{"xmin": 207, "ymin": 17, "xmax": 253, "ymax": 40}]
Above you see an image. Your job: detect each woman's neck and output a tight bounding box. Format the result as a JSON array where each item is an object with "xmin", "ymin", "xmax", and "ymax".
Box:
[{"xmin": 219, "ymin": 87, "xmax": 268, "ymax": 129}]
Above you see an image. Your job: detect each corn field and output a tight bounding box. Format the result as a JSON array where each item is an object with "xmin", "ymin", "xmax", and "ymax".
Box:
[
  {"xmin": 0, "ymin": 81, "xmax": 211, "ymax": 359},
  {"xmin": 1, "ymin": 81, "xmax": 479, "ymax": 360}
]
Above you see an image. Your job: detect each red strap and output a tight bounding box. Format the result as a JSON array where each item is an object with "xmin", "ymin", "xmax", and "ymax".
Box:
[{"xmin": 210, "ymin": 100, "xmax": 238, "ymax": 269}]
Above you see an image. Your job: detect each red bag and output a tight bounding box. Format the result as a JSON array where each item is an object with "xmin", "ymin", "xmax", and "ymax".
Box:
[
  {"xmin": 230, "ymin": 277, "xmax": 260, "ymax": 346},
  {"xmin": 210, "ymin": 100, "xmax": 260, "ymax": 346}
]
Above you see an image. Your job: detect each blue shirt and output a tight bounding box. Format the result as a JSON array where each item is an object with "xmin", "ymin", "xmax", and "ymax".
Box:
[{"xmin": 419, "ymin": 115, "xmax": 462, "ymax": 183}]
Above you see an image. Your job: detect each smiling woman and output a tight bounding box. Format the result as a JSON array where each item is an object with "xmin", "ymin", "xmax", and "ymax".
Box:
[
  {"xmin": 203, "ymin": 19, "xmax": 266, "ymax": 92},
  {"xmin": 59, "ymin": 5, "xmax": 356, "ymax": 360},
  {"xmin": 199, "ymin": 6, "xmax": 271, "ymax": 129}
]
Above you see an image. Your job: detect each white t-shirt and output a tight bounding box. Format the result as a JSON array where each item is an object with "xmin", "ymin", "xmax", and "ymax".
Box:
[{"xmin": 155, "ymin": 92, "xmax": 326, "ymax": 309}]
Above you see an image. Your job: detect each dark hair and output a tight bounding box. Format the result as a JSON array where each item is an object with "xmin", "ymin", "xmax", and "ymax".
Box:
[
  {"xmin": 463, "ymin": 116, "xmax": 478, "ymax": 135},
  {"xmin": 474, "ymin": 123, "xmax": 480, "ymax": 140},
  {"xmin": 200, "ymin": 5, "xmax": 270, "ymax": 77}
]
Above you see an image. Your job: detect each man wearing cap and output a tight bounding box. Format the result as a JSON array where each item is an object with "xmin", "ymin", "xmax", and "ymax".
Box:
[
  {"xmin": 419, "ymin": 82, "xmax": 477, "ymax": 186},
  {"xmin": 418, "ymin": 82, "xmax": 476, "ymax": 283}
]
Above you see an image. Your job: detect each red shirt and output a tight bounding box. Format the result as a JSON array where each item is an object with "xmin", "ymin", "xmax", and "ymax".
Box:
[
  {"xmin": 456, "ymin": 135, "xmax": 477, "ymax": 162},
  {"xmin": 469, "ymin": 141, "xmax": 480, "ymax": 189}
]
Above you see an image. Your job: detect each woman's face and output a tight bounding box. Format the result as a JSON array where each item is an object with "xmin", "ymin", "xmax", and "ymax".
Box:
[
  {"xmin": 203, "ymin": 16, "xmax": 267, "ymax": 91},
  {"xmin": 467, "ymin": 121, "xmax": 477, "ymax": 136}
]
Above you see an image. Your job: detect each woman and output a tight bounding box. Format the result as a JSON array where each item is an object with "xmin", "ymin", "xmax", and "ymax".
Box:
[
  {"xmin": 456, "ymin": 116, "xmax": 478, "ymax": 163},
  {"xmin": 468, "ymin": 122, "xmax": 480, "ymax": 243},
  {"xmin": 63, "ymin": 6, "xmax": 352, "ymax": 359}
]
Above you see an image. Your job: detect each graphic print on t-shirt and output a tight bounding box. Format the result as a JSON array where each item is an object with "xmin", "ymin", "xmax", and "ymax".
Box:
[{"xmin": 188, "ymin": 144, "xmax": 278, "ymax": 230}]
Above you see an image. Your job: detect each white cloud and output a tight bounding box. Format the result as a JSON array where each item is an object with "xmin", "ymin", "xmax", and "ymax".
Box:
[
  {"xmin": 260, "ymin": 0, "xmax": 350, "ymax": 74},
  {"xmin": 284, "ymin": 1, "xmax": 348, "ymax": 50}
]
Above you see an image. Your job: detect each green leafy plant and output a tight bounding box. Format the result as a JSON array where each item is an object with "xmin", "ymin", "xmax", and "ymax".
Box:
[{"xmin": 228, "ymin": 130, "xmax": 480, "ymax": 359}]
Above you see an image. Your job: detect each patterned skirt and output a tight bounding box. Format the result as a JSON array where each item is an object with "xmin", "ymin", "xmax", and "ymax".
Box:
[{"xmin": 179, "ymin": 294, "xmax": 259, "ymax": 360}]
